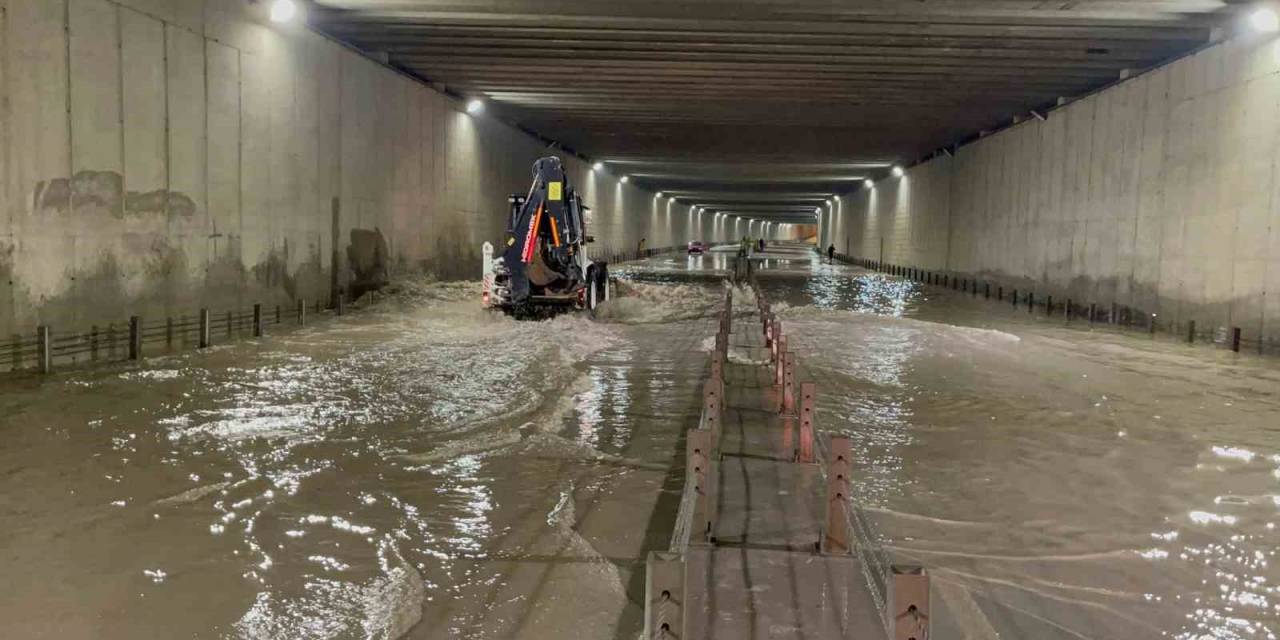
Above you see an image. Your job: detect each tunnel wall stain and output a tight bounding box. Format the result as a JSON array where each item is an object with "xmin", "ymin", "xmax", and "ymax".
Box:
[
  {"xmin": 0, "ymin": 0, "xmax": 683, "ymax": 340},
  {"xmin": 832, "ymin": 34, "xmax": 1280, "ymax": 351}
]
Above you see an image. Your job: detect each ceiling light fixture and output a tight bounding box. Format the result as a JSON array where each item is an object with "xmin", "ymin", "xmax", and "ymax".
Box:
[
  {"xmin": 892, "ymin": 166, "xmax": 905, "ymax": 178},
  {"xmin": 1252, "ymin": 7, "xmax": 1280, "ymax": 32},
  {"xmin": 269, "ymin": 0, "xmax": 297, "ymax": 23},
  {"xmin": 466, "ymin": 99, "xmax": 484, "ymax": 114},
  {"xmin": 592, "ymin": 162, "xmax": 604, "ymax": 172}
]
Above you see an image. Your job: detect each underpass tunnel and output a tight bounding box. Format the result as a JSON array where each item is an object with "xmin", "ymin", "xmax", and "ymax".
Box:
[{"xmin": 5, "ymin": 1, "xmax": 1280, "ymax": 639}]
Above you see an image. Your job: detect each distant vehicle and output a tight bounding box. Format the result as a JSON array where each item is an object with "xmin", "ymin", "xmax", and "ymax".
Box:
[{"xmin": 687, "ymin": 240, "xmax": 707, "ymax": 254}]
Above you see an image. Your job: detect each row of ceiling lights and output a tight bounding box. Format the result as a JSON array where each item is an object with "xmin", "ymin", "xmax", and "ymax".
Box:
[{"xmin": 264, "ymin": 0, "xmax": 1280, "ymax": 226}]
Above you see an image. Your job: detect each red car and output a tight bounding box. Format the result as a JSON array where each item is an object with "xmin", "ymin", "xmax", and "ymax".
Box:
[{"xmin": 687, "ymin": 240, "xmax": 707, "ymax": 254}]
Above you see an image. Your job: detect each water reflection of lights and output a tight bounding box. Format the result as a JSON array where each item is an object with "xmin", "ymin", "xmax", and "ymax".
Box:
[
  {"xmin": 575, "ymin": 369, "xmax": 608, "ymax": 450},
  {"xmin": 434, "ymin": 455, "xmax": 494, "ymax": 553}
]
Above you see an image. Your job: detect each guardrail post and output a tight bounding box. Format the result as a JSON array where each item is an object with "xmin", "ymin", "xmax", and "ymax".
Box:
[
  {"xmin": 129, "ymin": 316, "xmax": 141, "ymax": 360},
  {"xmin": 703, "ymin": 378, "xmax": 722, "ymax": 442},
  {"xmin": 644, "ymin": 552, "xmax": 686, "ymax": 640},
  {"xmin": 798, "ymin": 382, "xmax": 815, "ymax": 463},
  {"xmin": 822, "ymin": 436, "xmax": 852, "ymax": 554},
  {"xmin": 166, "ymin": 317, "xmax": 174, "ymax": 348},
  {"xmin": 887, "ymin": 565, "xmax": 931, "ymax": 640},
  {"xmin": 1232, "ymin": 327, "xmax": 1242, "ymax": 352},
  {"xmin": 297, "ymin": 299, "xmax": 306, "ymax": 325},
  {"xmin": 275, "ymin": 304, "xmax": 281, "ymax": 325},
  {"xmin": 781, "ymin": 351, "xmax": 797, "ymax": 415},
  {"xmin": 37, "ymin": 325, "xmax": 51, "ymax": 373},
  {"xmin": 775, "ymin": 335, "xmax": 786, "ymax": 383},
  {"xmin": 1027, "ymin": 292, "xmax": 1034, "ymax": 313},
  {"xmin": 688, "ymin": 428, "xmax": 717, "ymax": 542},
  {"xmin": 1187, "ymin": 320, "xmax": 1196, "ymax": 343},
  {"xmin": 336, "ymin": 290, "xmax": 345, "ymax": 316},
  {"xmin": 253, "ymin": 304, "xmax": 263, "ymax": 337},
  {"xmin": 199, "ymin": 308, "xmax": 211, "ymax": 348}
]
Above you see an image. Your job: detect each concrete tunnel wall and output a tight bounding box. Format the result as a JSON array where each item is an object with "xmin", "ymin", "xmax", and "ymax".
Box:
[
  {"xmin": 0, "ymin": 0, "xmax": 691, "ymax": 339},
  {"xmin": 828, "ymin": 31, "xmax": 1280, "ymax": 350}
]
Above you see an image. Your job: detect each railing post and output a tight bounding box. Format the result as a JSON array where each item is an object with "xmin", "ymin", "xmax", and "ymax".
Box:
[
  {"xmin": 166, "ymin": 317, "xmax": 174, "ymax": 348},
  {"xmin": 297, "ymin": 299, "xmax": 306, "ymax": 325},
  {"xmin": 129, "ymin": 316, "xmax": 141, "ymax": 360},
  {"xmin": 822, "ymin": 436, "xmax": 852, "ymax": 554},
  {"xmin": 275, "ymin": 304, "xmax": 281, "ymax": 325},
  {"xmin": 225, "ymin": 310, "xmax": 233, "ymax": 337},
  {"xmin": 199, "ymin": 308, "xmax": 211, "ymax": 349},
  {"xmin": 253, "ymin": 303, "xmax": 263, "ymax": 337},
  {"xmin": 688, "ymin": 428, "xmax": 717, "ymax": 542},
  {"xmin": 703, "ymin": 378, "xmax": 722, "ymax": 440},
  {"xmin": 887, "ymin": 565, "xmax": 931, "ymax": 640},
  {"xmin": 798, "ymin": 382, "xmax": 815, "ymax": 463},
  {"xmin": 37, "ymin": 325, "xmax": 51, "ymax": 374},
  {"xmin": 1187, "ymin": 320, "xmax": 1196, "ymax": 343},
  {"xmin": 1232, "ymin": 327, "xmax": 1242, "ymax": 352},
  {"xmin": 336, "ymin": 290, "xmax": 345, "ymax": 316},
  {"xmin": 644, "ymin": 551, "xmax": 686, "ymax": 639},
  {"xmin": 781, "ymin": 351, "xmax": 797, "ymax": 415},
  {"xmin": 775, "ymin": 334, "xmax": 786, "ymax": 383}
]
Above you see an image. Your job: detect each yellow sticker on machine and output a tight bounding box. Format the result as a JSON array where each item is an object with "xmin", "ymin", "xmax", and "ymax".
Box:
[{"xmin": 548, "ymin": 181, "xmax": 563, "ymax": 201}]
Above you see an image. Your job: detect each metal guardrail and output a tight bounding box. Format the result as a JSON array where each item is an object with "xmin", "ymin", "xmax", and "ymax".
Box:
[
  {"xmin": 837, "ymin": 252, "xmax": 1270, "ymax": 356},
  {"xmin": 646, "ymin": 265, "xmax": 933, "ymax": 639},
  {"xmin": 588, "ymin": 245, "xmax": 675, "ymax": 265},
  {"xmin": 0, "ymin": 296, "xmax": 344, "ymax": 374},
  {"xmin": 750, "ymin": 268, "xmax": 932, "ymax": 639}
]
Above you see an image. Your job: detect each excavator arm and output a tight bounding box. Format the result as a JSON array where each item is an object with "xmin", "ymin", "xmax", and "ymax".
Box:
[{"xmin": 484, "ymin": 156, "xmax": 605, "ymax": 317}]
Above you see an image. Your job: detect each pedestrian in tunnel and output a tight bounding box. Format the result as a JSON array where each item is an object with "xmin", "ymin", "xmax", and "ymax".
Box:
[
  {"xmin": 827, "ymin": 243, "xmax": 835, "ymax": 264},
  {"xmin": 758, "ymin": 238, "xmax": 765, "ymax": 252}
]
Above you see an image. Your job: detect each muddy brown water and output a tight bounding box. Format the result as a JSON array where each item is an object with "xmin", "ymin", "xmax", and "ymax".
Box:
[{"xmin": 2, "ymin": 244, "xmax": 1279, "ymax": 639}]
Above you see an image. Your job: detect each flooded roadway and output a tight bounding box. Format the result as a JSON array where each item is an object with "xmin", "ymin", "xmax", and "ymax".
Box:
[{"xmin": 3, "ymin": 243, "xmax": 1280, "ymax": 639}]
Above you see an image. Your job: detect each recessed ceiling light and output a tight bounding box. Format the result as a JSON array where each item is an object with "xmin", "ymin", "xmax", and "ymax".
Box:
[
  {"xmin": 270, "ymin": 0, "xmax": 297, "ymax": 23},
  {"xmin": 1251, "ymin": 7, "xmax": 1280, "ymax": 32}
]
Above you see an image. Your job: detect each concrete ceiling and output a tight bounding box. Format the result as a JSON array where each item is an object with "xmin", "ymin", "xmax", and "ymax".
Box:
[{"xmin": 310, "ymin": 0, "xmax": 1240, "ymax": 222}]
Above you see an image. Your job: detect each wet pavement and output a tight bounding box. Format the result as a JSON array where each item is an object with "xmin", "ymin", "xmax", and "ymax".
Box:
[{"xmin": 3, "ymin": 243, "xmax": 1280, "ymax": 639}]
